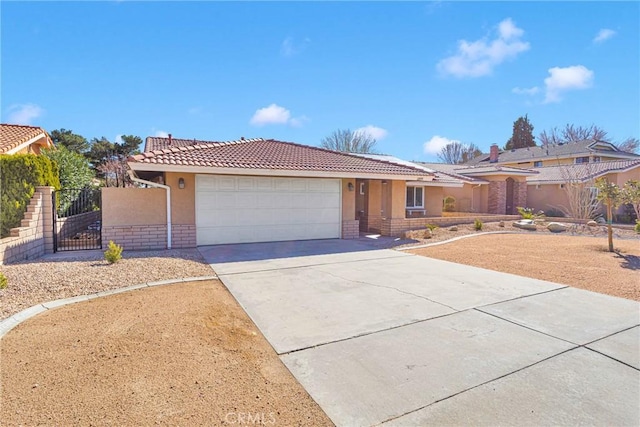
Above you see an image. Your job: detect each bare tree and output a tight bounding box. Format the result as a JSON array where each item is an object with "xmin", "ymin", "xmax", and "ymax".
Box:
[
  {"xmin": 616, "ymin": 137, "xmax": 639, "ymax": 154},
  {"xmin": 554, "ymin": 165, "xmax": 601, "ymax": 221},
  {"xmin": 437, "ymin": 141, "xmax": 482, "ymax": 164},
  {"xmin": 320, "ymin": 129, "xmax": 378, "ymax": 153},
  {"xmin": 97, "ymin": 158, "xmax": 132, "ymax": 187},
  {"xmin": 539, "ymin": 124, "xmax": 608, "ymax": 145}
]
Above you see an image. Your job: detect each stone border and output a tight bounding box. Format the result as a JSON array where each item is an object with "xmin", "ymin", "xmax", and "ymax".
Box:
[
  {"xmin": 396, "ymin": 231, "xmax": 519, "ymax": 251},
  {"xmin": 0, "ymin": 275, "xmax": 218, "ymax": 339}
]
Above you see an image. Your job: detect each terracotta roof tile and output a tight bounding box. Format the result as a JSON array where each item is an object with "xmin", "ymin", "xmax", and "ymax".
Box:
[
  {"xmin": 0, "ymin": 124, "xmax": 51, "ymax": 154},
  {"xmin": 131, "ymin": 137, "xmax": 430, "ymax": 177}
]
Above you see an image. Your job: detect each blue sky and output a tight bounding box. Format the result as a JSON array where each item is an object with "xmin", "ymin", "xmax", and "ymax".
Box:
[{"xmin": 2, "ymin": 1, "xmax": 638, "ymax": 161}]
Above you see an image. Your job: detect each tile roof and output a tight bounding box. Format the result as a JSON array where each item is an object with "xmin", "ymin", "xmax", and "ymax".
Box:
[
  {"xmin": 130, "ymin": 137, "xmax": 431, "ymax": 177},
  {"xmin": 526, "ymin": 159, "xmax": 640, "ymax": 184},
  {"xmin": 415, "ymin": 162, "xmax": 488, "ymax": 183},
  {"xmin": 466, "ymin": 139, "xmax": 639, "ymax": 165},
  {"xmin": 0, "ymin": 124, "xmax": 51, "ymax": 154}
]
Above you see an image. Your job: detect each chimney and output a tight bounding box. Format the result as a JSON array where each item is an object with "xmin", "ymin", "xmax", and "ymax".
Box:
[
  {"xmin": 168, "ymin": 133, "xmax": 172, "ymax": 145},
  {"xmin": 240, "ymin": 136, "xmax": 245, "ymax": 141},
  {"xmin": 489, "ymin": 144, "xmax": 499, "ymax": 163}
]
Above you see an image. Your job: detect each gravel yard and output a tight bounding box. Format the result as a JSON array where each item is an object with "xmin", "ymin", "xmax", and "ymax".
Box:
[
  {"xmin": 408, "ymin": 233, "xmax": 640, "ymax": 301},
  {"xmin": 1, "ymin": 280, "xmax": 333, "ymax": 426},
  {"xmin": 0, "ymin": 249, "xmax": 214, "ymax": 320}
]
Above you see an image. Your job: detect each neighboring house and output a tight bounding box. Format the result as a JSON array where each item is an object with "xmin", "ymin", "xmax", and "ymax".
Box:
[
  {"xmin": 467, "ymin": 139, "xmax": 639, "ymax": 169},
  {"xmin": 526, "ymin": 159, "xmax": 640, "ymax": 216},
  {"xmin": 124, "ymin": 136, "xmax": 435, "ymax": 246},
  {"xmin": 0, "ymin": 124, "xmax": 54, "ymax": 155}
]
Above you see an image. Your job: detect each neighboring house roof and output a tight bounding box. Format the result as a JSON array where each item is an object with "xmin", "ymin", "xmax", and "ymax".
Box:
[
  {"xmin": 0, "ymin": 123, "xmax": 53, "ymax": 154},
  {"xmin": 130, "ymin": 137, "xmax": 433, "ymax": 179},
  {"xmin": 415, "ymin": 162, "xmax": 489, "ymax": 183},
  {"xmin": 526, "ymin": 159, "xmax": 640, "ymax": 184},
  {"xmin": 467, "ymin": 139, "xmax": 639, "ymax": 166}
]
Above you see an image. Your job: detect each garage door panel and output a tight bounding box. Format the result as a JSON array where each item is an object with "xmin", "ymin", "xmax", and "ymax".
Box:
[{"xmin": 196, "ymin": 175, "xmax": 341, "ymax": 245}]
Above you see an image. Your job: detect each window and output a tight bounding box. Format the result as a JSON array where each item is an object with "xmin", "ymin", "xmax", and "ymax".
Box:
[
  {"xmin": 593, "ymin": 156, "xmax": 601, "ymax": 163},
  {"xmin": 533, "ymin": 161, "xmax": 543, "ymax": 168},
  {"xmin": 359, "ymin": 182, "xmax": 365, "ymax": 195},
  {"xmin": 575, "ymin": 156, "xmax": 589, "ymax": 164},
  {"xmin": 406, "ymin": 186, "xmax": 424, "ymax": 208}
]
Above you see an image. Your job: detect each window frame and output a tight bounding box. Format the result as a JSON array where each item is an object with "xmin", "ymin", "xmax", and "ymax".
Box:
[
  {"xmin": 406, "ymin": 186, "xmax": 424, "ymax": 208},
  {"xmin": 533, "ymin": 161, "xmax": 543, "ymax": 168}
]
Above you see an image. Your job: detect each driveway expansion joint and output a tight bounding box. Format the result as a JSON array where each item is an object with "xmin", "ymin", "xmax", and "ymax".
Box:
[{"xmin": 377, "ymin": 346, "xmax": 580, "ymax": 426}]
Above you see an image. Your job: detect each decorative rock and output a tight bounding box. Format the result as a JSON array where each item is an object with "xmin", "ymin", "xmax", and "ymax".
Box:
[
  {"xmin": 547, "ymin": 222, "xmax": 569, "ymax": 233},
  {"xmin": 448, "ymin": 226, "xmax": 458, "ymax": 232},
  {"xmin": 513, "ymin": 221, "xmax": 537, "ymax": 231},
  {"xmin": 498, "ymin": 221, "xmax": 505, "ymax": 228},
  {"xmin": 587, "ymin": 220, "xmax": 598, "ymax": 227}
]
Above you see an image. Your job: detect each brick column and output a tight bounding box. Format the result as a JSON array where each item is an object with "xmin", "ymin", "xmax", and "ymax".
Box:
[
  {"xmin": 36, "ymin": 186, "xmax": 55, "ymax": 254},
  {"xmin": 488, "ymin": 181, "xmax": 506, "ymax": 214},
  {"xmin": 515, "ymin": 181, "xmax": 528, "ymax": 210},
  {"xmin": 341, "ymin": 220, "xmax": 359, "ymax": 239}
]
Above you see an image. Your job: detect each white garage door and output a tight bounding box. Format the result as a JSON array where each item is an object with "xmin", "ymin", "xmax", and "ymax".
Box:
[{"xmin": 196, "ymin": 175, "xmax": 341, "ymax": 245}]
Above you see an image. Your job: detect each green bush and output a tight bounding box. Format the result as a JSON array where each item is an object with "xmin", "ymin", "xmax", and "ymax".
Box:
[
  {"xmin": 517, "ymin": 206, "xmax": 545, "ymax": 220},
  {"xmin": 474, "ymin": 218, "xmax": 483, "ymax": 231},
  {"xmin": 0, "ymin": 272, "xmax": 7, "ymax": 289},
  {"xmin": 443, "ymin": 196, "xmax": 456, "ymax": 212},
  {"xmin": 425, "ymin": 223, "xmax": 439, "ymax": 231},
  {"xmin": 0, "ymin": 154, "xmax": 60, "ymax": 237},
  {"xmin": 635, "ymin": 221, "xmax": 640, "ymax": 234},
  {"xmin": 104, "ymin": 241, "xmax": 123, "ymax": 264}
]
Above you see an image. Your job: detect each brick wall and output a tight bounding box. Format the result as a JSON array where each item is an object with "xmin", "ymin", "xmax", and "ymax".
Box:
[
  {"xmin": 172, "ymin": 224, "xmax": 197, "ymax": 248},
  {"xmin": 488, "ymin": 181, "xmax": 506, "ymax": 214},
  {"xmin": 514, "ymin": 182, "xmax": 528, "ymax": 210},
  {"xmin": 381, "ymin": 215, "xmax": 521, "ymax": 237},
  {"xmin": 102, "ymin": 225, "xmax": 167, "ymax": 250},
  {"xmin": 0, "ymin": 186, "xmax": 54, "ymax": 265},
  {"xmin": 341, "ymin": 220, "xmax": 359, "ymax": 239},
  {"xmin": 102, "ymin": 223, "xmax": 197, "ymax": 250}
]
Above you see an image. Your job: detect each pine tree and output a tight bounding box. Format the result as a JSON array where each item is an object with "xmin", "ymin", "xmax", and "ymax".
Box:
[{"xmin": 505, "ymin": 115, "xmax": 536, "ymax": 150}]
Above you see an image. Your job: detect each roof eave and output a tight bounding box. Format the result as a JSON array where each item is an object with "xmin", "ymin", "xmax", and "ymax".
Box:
[{"xmin": 128, "ymin": 162, "xmax": 431, "ymax": 181}]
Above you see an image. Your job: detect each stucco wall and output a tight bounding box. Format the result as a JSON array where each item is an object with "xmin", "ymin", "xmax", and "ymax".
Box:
[
  {"xmin": 424, "ymin": 187, "xmax": 444, "ymax": 216},
  {"xmin": 102, "ymin": 188, "xmax": 167, "ymax": 226},
  {"xmin": 341, "ymin": 178, "xmax": 356, "ymax": 221},
  {"xmin": 165, "ymin": 172, "xmax": 196, "ymax": 224}
]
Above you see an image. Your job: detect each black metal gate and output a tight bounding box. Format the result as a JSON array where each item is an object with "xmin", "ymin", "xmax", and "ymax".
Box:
[{"xmin": 53, "ymin": 188, "xmax": 102, "ymax": 252}]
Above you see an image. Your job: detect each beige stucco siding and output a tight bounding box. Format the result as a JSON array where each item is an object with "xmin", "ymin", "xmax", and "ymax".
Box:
[
  {"xmin": 165, "ymin": 172, "xmax": 196, "ymax": 225},
  {"xmin": 341, "ymin": 178, "xmax": 356, "ymax": 221},
  {"xmin": 424, "ymin": 187, "xmax": 444, "ymax": 216},
  {"xmin": 102, "ymin": 188, "xmax": 167, "ymax": 226}
]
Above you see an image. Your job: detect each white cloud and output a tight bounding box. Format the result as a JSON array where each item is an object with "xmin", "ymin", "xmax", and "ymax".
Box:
[
  {"xmin": 437, "ymin": 18, "xmax": 530, "ymax": 78},
  {"xmin": 6, "ymin": 103, "xmax": 44, "ymax": 125},
  {"xmin": 543, "ymin": 65, "xmax": 594, "ymax": 103},
  {"xmin": 280, "ymin": 37, "xmax": 310, "ymax": 57},
  {"xmin": 115, "ymin": 134, "xmax": 124, "ymax": 144},
  {"xmin": 154, "ymin": 130, "xmax": 169, "ymax": 137},
  {"xmin": 423, "ymin": 135, "xmax": 459, "ymax": 155},
  {"xmin": 593, "ymin": 29, "xmax": 616, "ymax": 44},
  {"xmin": 512, "ymin": 86, "xmax": 539, "ymax": 96},
  {"xmin": 249, "ymin": 103, "xmax": 306, "ymax": 127},
  {"xmin": 355, "ymin": 125, "xmax": 388, "ymax": 140}
]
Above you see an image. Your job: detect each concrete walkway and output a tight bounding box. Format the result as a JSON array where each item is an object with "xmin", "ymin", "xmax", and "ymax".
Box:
[{"xmin": 199, "ymin": 239, "xmax": 640, "ymax": 427}]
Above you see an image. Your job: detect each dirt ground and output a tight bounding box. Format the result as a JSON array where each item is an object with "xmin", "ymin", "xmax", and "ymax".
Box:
[
  {"xmin": 408, "ymin": 234, "xmax": 640, "ymax": 301},
  {"xmin": 0, "ymin": 280, "xmax": 333, "ymax": 426}
]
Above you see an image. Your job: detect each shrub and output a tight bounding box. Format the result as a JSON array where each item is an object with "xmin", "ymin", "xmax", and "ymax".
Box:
[
  {"xmin": 0, "ymin": 154, "xmax": 60, "ymax": 237},
  {"xmin": 635, "ymin": 221, "xmax": 640, "ymax": 234},
  {"xmin": 517, "ymin": 207, "xmax": 545, "ymax": 220},
  {"xmin": 104, "ymin": 241, "xmax": 123, "ymax": 264},
  {"xmin": 474, "ymin": 218, "xmax": 483, "ymax": 231},
  {"xmin": 443, "ymin": 196, "xmax": 456, "ymax": 212},
  {"xmin": 544, "ymin": 208, "xmax": 565, "ymax": 218},
  {"xmin": 0, "ymin": 272, "xmax": 7, "ymax": 289},
  {"xmin": 425, "ymin": 223, "xmax": 439, "ymax": 231}
]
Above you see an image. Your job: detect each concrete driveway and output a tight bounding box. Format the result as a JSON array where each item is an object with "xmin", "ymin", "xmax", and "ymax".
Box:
[{"xmin": 199, "ymin": 238, "xmax": 640, "ymax": 427}]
